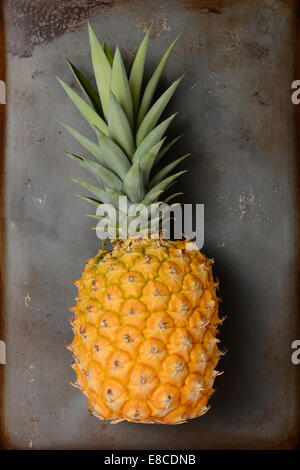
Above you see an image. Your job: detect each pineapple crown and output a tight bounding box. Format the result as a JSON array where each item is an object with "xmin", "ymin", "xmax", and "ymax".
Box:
[{"xmin": 57, "ymin": 23, "xmax": 190, "ymax": 233}]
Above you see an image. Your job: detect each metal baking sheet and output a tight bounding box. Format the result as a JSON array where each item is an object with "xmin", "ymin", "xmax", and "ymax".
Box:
[{"xmin": 0, "ymin": 0, "xmax": 299, "ymax": 450}]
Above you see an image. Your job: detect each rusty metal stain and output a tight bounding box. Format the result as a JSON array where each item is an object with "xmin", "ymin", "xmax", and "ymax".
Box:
[
  {"xmin": 181, "ymin": 0, "xmax": 234, "ymax": 13},
  {"xmin": 6, "ymin": 0, "xmax": 125, "ymax": 58},
  {"xmin": 6, "ymin": 0, "xmax": 290, "ymax": 58}
]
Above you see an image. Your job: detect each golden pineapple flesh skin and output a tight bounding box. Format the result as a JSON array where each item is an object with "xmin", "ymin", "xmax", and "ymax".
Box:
[{"xmin": 69, "ymin": 238, "xmax": 222, "ymax": 424}]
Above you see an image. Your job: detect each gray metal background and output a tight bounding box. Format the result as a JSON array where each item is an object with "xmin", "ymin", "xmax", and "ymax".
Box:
[{"xmin": 1, "ymin": 0, "xmax": 299, "ymax": 449}]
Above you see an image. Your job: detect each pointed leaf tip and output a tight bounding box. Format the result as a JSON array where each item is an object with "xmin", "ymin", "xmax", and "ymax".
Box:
[
  {"xmin": 104, "ymin": 42, "xmax": 114, "ymax": 66},
  {"xmin": 59, "ymin": 120, "xmax": 106, "ymax": 165},
  {"xmin": 88, "ymin": 23, "xmax": 112, "ymax": 120},
  {"xmin": 156, "ymin": 133, "xmax": 184, "ymax": 163},
  {"xmin": 136, "ymin": 76, "xmax": 183, "ymax": 146},
  {"xmin": 111, "ymin": 46, "xmax": 134, "ymax": 129},
  {"xmin": 149, "ymin": 153, "xmax": 191, "ymax": 189},
  {"xmin": 67, "ymin": 60, "xmax": 102, "ymax": 115},
  {"xmin": 64, "ymin": 151, "xmax": 122, "ymax": 190},
  {"xmin": 70, "ymin": 177, "xmax": 113, "ymax": 204},
  {"xmin": 56, "ymin": 75, "xmax": 108, "ymax": 135},
  {"xmin": 137, "ymin": 34, "xmax": 180, "ymax": 126},
  {"xmin": 129, "ymin": 30, "xmax": 150, "ymax": 119},
  {"xmin": 133, "ymin": 113, "xmax": 177, "ymax": 163}
]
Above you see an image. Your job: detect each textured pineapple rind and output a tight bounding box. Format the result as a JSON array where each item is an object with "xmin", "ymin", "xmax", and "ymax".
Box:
[{"xmin": 68, "ymin": 238, "xmax": 223, "ymax": 425}]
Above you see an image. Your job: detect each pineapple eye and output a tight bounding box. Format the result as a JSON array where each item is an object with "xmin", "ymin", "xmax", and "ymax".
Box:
[
  {"xmin": 129, "ymin": 308, "xmax": 135, "ymax": 316},
  {"xmin": 183, "ymin": 335, "xmax": 192, "ymax": 349},
  {"xmin": 114, "ymin": 360, "xmax": 119, "ymax": 368},
  {"xmin": 181, "ymin": 302, "xmax": 189, "ymax": 312},
  {"xmin": 140, "ymin": 375, "xmax": 146, "ymax": 385},
  {"xmin": 175, "ymin": 361, "xmax": 184, "ymax": 375},
  {"xmin": 124, "ymin": 334, "xmax": 133, "ymax": 343},
  {"xmin": 158, "ymin": 321, "xmax": 168, "ymax": 330}
]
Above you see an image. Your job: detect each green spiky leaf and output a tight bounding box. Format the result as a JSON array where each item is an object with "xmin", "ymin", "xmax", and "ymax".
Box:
[
  {"xmin": 58, "ymin": 120, "xmax": 106, "ymax": 165},
  {"xmin": 64, "ymin": 152, "xmax": 122, "ymax": 190},
  {"xmin": 95, "ymin": 127, "xmax": 131, "ymax": 179},
  {"xmin": 146, "ymin": 170, "xmax": 187, "ymax": 198},
  {"xmin": 122, "ymin": 161, "xmax": 145, "ymax": 202},
  {"xmin": 88, "ymin": 23, "xmax": 111, "ymax": 120},
  {"xmin": 141, "ymin": 189, "xmax": 164, "ymax": 206},
  {"xmin": 132, "ymin": 113, "xmax": 176, "ymax": 163},
  {"xmin": 59, "ymin": 26, "xmax": 189, "ymax": 226},
  {"xmin": 111, "ymin": 47, "xmax": 134, "ymax": 128},
  {"xmin": 85, "ymin": 213, "xmax": 107, "ymax": 220},
  {"xmin": 104, "ymin": 186, "xmax": 123, "ymax": 207},
  {"xmin": 156, "ymin": 134, "xmax": 184, "ymax": 163},
  {"xmin": 164, "ymin": 192, "xmax": 183, "ymax": 203},
  {"xmin": 139, "ymin": 138, "xmax": 166, "ymax": 186},
  {"xmin": 76, "ymin": 195, "xmax": 102, "ymax": 206},
  {"xmin": 136, "ymin": 76, "xmax": 183, "ymax": 146},
  {"xmin": 70, "ymin": 178, "xmax": 112, "ymax": 204},
  {"xmin": 137, "ymin": 35, "xmax": 179, "ymax": 126},
  {"xmin": 129, "ymin": 31, "xmax": 150, "ymax": 119},
  {"xmin": 56, "ymin": 76, "xmax": 108, "ymax": 135},
  {"xmin": 67, "ymin": 60, "xmax": 102, "ymax": 114},
  {"xmin": 104, "ymin": 42, "xmax": 114, "ymax": 66},
  {"xmin": 108, "ymin": 92, "xmax": 135, "ymax": 158},
  {"xmin": 149, "ymin": 153, "xmax": 191, "ymax": 188}
]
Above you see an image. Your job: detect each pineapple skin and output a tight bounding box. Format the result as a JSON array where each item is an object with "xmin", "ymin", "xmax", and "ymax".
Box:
[{"xmin": 69, "ymin": 238, "xmax": 222, "ymax": 424}]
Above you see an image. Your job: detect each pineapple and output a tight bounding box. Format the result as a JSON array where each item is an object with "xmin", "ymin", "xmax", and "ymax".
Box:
[{"xmin": 57, "ymin": 24, "xmax": 223, "ymax": 424}]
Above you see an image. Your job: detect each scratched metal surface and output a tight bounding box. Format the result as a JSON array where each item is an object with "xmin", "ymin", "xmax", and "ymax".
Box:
[{"xmin": 0, "ymin": 0, "xmax": 299, "ymax": 450}]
